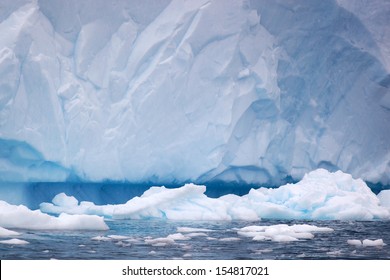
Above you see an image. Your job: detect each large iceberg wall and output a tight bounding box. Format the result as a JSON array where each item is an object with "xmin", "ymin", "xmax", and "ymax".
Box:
[{"xmin": 0, "ymin": 0, "xmax": 389, "ymax": 186}]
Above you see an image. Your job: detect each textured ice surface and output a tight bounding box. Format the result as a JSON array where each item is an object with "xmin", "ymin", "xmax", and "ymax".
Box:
[
  {"xmin": 0, "ymin": 200, "xmax": 108, "ymax": 230},
  {"xmin": 40, "ymin": 169, "xmax": 390, "ymax": 221},
  {"xmin": 0, "ymin": 0, "xmax": 389, "ymax": 187},
  {"xmin": 378, "ymin": 190, "xmax": 390, "ymax": 208}
]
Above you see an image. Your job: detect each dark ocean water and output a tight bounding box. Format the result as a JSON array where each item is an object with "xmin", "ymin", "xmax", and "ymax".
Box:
[{"xmin": 1, "ymin": 219, "xmax": 390, "ymax": 260}]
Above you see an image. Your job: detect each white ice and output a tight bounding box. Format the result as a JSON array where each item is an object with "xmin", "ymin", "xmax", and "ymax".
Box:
[
  {"xmin": 378, "ymin": 190, "xmax": 390, "ymax": 208},
  {"xmin": 40, "ymin": 169, "xmax": 390, "ymax": 221},
  {"xmin": 0, "ymin": 238, "xmax": 29, "ymax": 245},
  {"xmin": 347, "ymin": 239, "xmax": 362, "ymax": 246},
  {"xmin": 0, "ymin": 0, "xmax": 389, "ymax": 189},
  {"xmin": 362, "ymin": 239, "xmax": 387, "ymax": 247},
  {"xmin": 0, "ymin": 200, "xmax": 108, "ymax": 231},
  {"xmin": 237, "ymin": 224, "xmax": 333, "ymax": 242},
  {"xmin": 0, "ymin": 226, "xmax": 20, "ymax": 236},
  {"xmin": 347, "ymin": 239, "xmax": 386, "ymax": 247}
]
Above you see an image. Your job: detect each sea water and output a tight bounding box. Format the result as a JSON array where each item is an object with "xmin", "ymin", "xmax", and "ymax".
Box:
[{"xmin": 1, "ymin": 219, "xmax": 390, "ymax": 260}]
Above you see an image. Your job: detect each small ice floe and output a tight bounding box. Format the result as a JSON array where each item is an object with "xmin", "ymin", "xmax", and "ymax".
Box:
[
  {"xmin": 107, "ymin": 235, "xmax": 129, "ymax": 240},
  {"xmin": 347, "ymin": 239, "xmax": 386, "ymax": 247},
  {"xmin": 91, "ymin": 234, "xmax": 135, "ymax": 243},
  {"xmin": 219, "ymin": 237, "xmax": 240, "ymax": 242},
  {"xmin": 237, "ymin": 224, "xmax": 333, "ymax": 242},
  {"xmin": 0, "ymin": 226, "xmax": 20, "ymax": 237},
  {"xmin": 125, "ymin": 238, "xmax": 141, "ymax": 242},
  {"xmin": 91, "ymin": 236, "xmax": 111, "ymax": 241},
  {"xmin": 0, "ymin": 238, "xmax": 29, "ymax": 245},
  {"xmin": 347, "ymin": 239, "xmax": 362, "ymax": 247},
  {"xmin": 177, "ymin": 227, "xmax": 214, "ymax": 233},
  {"xmin": 206, "ymin": 237, "xmax": 217, "ymax": 241},
  {"xmin": 362, "ymin": 239, "xmax": 386, "ymax": 247},
  {"xmin": 183, "ymin": 253, "xmax": 192, "ymax": 258},
  {"xmin": 167, "ymin": 233, "xmax": 191, "ymax": 241},
  {"xmin": 326, "ymin": 250, "xmax": 343, "ymax": 256},
  {"xmin": 144, "ymin": 232, "xmax": 194, "ymax": 247},
  {"xmin": 115, "ymin": 241, "xmax": 131, "ymax": 247},
  {"xmin": 144, "ymin": 237, "xmax": 176, "ymax": 246}
]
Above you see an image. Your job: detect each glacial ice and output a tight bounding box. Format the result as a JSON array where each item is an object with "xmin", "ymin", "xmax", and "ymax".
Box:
[
  {"xmin": 40, "ymin": 169, "xmax": 390, "ymax": 221},
  {"xmin": 0, "ymin": 200, "xmax": 108, "ymax": 230},
  {"xmin": 0, "ymin": 0, "xmax": 389, "ymax": 188},
  {"xmin": 378, "ymin": 190, "xmax": 390, "ymax": 208}
]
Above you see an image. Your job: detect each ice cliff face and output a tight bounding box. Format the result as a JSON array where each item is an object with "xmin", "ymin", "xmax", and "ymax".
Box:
[{"xmin": 0, "ymin": 0, "xmax": 389, "ymax": 186}]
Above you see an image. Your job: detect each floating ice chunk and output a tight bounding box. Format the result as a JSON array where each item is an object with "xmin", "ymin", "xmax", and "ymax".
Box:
[
  {"xmin": 0, "ymin": 238, "xmax": 29, "ymax": 245},
  {"xmin": 167, "ymin": 233, "xmax": 191, "ymax": 241},
  {"xmin": 326, "ymin": 250, "xmax": 343, "ymax": 255},
  {"xmin": 0, "ymin": 226, "xmax": 20, "ymax": 236},
  {"xmin": 362, "ymin": 239, "xmax": 386, "ymax": 247},
  {"xmin": 0, "ymin": 200, "xmax": 108, "ymax": 231},
  {"xmin": 219, "ymin": 237, "xmax": 241, "ymax": 242},
  {"xmin": 177, "ymin": 227, "xmax": 214, "ymax": 233},
  {"xmin": 244, "ymin": 169, "xmax": 389, "ymax": 220},
  {"xmin": 91, "ymin": 236, "xmax": 111, "ymax": 241},
  {"xmin": 144, "ymin": 237, "xmax": 176, "ymax": 246},
  {"xmin": 206, "ymin": 237, "xmax": 217, "ymax": 240},
  {"xmin": 347, "ymin": 239, "xmax": 362, "ymax": 246},
  {"xmin": 239, "ymin": 224, "xmax": 333, "ymax": 242},
  {"xmin": 107, "ymin": 235, "xmax": 130, "ymax": 240}
]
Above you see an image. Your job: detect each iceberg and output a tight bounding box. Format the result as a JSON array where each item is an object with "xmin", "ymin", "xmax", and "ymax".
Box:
[
  {"xmin": 0, "ymin": 200, "xmax": 108, "ymax": 231},
  {"xmin": 40, "ymin": 169, "xmax": 390, "ymax": 221},
  {"xmin": 0, "ymin": 0, "xmax": 389, "ymax": 190}
]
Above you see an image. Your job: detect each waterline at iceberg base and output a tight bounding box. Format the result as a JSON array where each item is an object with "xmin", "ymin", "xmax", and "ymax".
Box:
[{"xmin": 1, "ymin": 169, "xmax": 390, "ymax": 259}]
